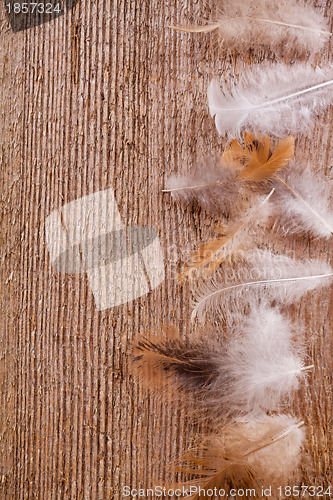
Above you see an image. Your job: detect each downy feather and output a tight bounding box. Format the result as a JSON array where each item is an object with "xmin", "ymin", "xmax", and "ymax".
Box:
[
  {"xmin": 173, "ymin": 134, "xmax": 333, "ymax": 239},
  {"xmin": 177, "ymin": 415, "xmax": 305, "ymax": 499},
  {"xmin": 274, "ymin": 164, "xmax": 333, "ymax": 238},
  {"xmin": 223, "ymin": 132, "xmax": 295, "ymax": 181},
  {"xmin": 208, "ymin": 63, "xmax": 333, "ymax": 139},
  {"xmin": 181, "ymin": 190, "xmax": 274, "ymax": 279},
  {"xmin": 164, "ymin": 160, "xmax": 243, "ymax": 215},
  {"xmin": 133, "ymin": 305, "xmax": 310, "ymax": 418},
  {"xmin": 192, "ymin": 249, "xmax": 333, "ymax": 323},
  {"xmin": 222, "ymin": 133, "xmax": 333, "ymax": 236},
  {"xmin": 172, "ymin": 0, "xmax": 330, "ymax": 57},
  {"xmin": 163, "ymin": 134, "xmax": 293, "ymax": 215}
]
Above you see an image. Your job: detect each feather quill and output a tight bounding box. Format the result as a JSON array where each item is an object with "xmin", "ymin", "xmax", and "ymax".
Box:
[
  {"xmin": 208, "ymin": 63, "xmax": 333, "ymax": 139},
  {"xmin": 133, "ymin": 305, "xmax": 310, "ymax": 417},
  {"xmin": 177, "ymin": 415, "xmax": 305, "ymax": 499},
  {"xmin": 172, "ymin": 0, "xmax": 331, "ymax": 57},
  {"xmin": 181, "ymin": 190, "xmax": 274, "ymax": 278},
  {"xmin": 192, "ymin": 249, "xmax": 333, "ymax": 323}
]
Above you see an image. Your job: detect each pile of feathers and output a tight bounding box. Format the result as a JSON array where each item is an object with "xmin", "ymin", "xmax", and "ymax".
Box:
[{"xmin": 132, "ymin": 1, "xmax": 333, "ymax": 498}]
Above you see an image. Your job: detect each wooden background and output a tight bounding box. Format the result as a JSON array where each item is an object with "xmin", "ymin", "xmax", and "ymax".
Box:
[{"xmin": 0, "ymin": 0, "xmax": 333, "ymax": 498}]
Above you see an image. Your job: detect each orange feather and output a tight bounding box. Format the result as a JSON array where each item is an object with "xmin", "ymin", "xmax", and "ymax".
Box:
[
  {"xmin": 181, "ymin": 190, "xmax": 274, "ymax": 278},
  {"xmin": 222, "ymin": 132, "xmax": 295, "ymax": 182}
]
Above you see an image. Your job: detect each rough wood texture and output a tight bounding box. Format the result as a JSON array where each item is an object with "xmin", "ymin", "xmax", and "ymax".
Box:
[{"xmin": 0, "ymin": 1, "xmax": 333, "ymax": 498}]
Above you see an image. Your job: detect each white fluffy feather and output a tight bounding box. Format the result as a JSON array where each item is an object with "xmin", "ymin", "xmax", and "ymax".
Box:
[
  {"xmin": 179, "ymin": 415, "xmax": 305, "ymax": 497},
  {"xmin": 275, "ymin": 165, "xmax": 333, "ymax": 238},
  {"xmin": 220, "ymin": 305, "xmax": 308, "ymax": 416},
  {"xmin": 164, "ymin": 160, "xmax": 241, "ymax": 215},
  {"xmin": 191, "ymin": 0, "xmax": 331, "ymax": 56},
  {"xmin": 134, "ymin": 305, "xmax": 309, "ymax": 418},
  {"xmin": 208, "ymin": 63, "xmax": 333, "ymax": 139},
  {"xmin": 234, "ymin": 415, "xmax": 305, "ymax": 481},
  {"xmin": 192, "ymin": 249, "xmax": 333, "ymax": 323}
]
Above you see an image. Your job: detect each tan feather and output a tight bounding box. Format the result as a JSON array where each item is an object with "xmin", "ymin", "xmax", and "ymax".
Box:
[
  {"xmin": 132, "ymin": 326, "xmax": 185, "ymax": 392},
  {"xmin": 176, "ymin": 416, "xmax": 305, "ymax": 500},
  {"xmin": 181, "ymin": 190, "xmax": 273, "ymax": 279},
  {"xmin": 223, "ymin": 132, "xmax": 295, "ymax": 182},
  {"xmin": 181, "ymin": 220, "xmax": 247, "ymax": 279}
]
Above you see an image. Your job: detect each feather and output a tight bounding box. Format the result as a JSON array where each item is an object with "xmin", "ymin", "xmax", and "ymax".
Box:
[
  {"xmin": 274, "ymin": 165, "xmax": 333, "ymax": 239},
  {"xmin": 181, "ymin": 189, "xmax": 274, "ymax": 279},
  {"xmin": 220, "ymin": 305, "xmax": 309, "ymax": 415},
  {"xmin": 223, "ymin": 132, "xmax": 295, "ymax": 181},
  {"xmin": 177, "ymin": 415, "xmax": 305, "ymax": 499},
  {"xmin": 171, "ymin": 0, "xmax": 331, "ymax": 57},
  {"xmin": 132, "ymin": 329, "xmax": 222, "ymax": 396},
  {"xmin": 163, "ymin": 159, "xmax": 243, "ymax": 216},
  {"xmin": 222, "ymin": 134, "xmax": 333, "ymax": 237},
  {"xmin": 132, "ymin": 305, "xmax": 311, "ymax": 417},
  {"xmin": 163, "ymin": 134, "xmax": 293, "ymax": 215},
  {"xmin": 208, "ymin": 63, "xmax": 333, "ymax": 139},
  {"xmin": 166, "ymin": 134, "xmax": 332, "ymax": 240},
  {"xmin": 192, "ymin": 249, "xmax": 333, "ymax": 323}
]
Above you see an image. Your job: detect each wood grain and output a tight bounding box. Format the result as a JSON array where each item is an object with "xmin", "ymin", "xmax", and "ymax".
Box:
[{"xmin": 0, "ymin": 1, "xmax": 332, "ymax": 498}]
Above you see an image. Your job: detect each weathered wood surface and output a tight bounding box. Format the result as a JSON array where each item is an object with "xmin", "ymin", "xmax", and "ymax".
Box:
[{"xmin": 0, "ymin": 1, "xmax": 332, "ymax": 498}]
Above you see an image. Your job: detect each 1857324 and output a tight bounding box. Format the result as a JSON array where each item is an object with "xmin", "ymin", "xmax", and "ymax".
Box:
[
  {"xmin": 277, "ymin": 486, "xmax": 332, "ymax": 497},
  {"xmin": 3, "ymin": 1, "xmax": 79, "ymax": 31},
  {"xmin": 6, "ymin": 2, "xmax": 62, "ymax": 13}
]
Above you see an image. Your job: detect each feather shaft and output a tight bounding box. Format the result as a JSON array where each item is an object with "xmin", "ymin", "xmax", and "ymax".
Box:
[
  {"xmin": 241, "ymin": 420, "xmax": 304, "ymax": 458},
  {"xmin": 301, "ymin": 364, "xmax": 314, "ymax": 372},
  {"xmin": 208, "ymin": 64, "xmax": 333, "ymax": 138},
  {"xmin": 162, "ymin": 181, "xmax": 222, "ymax": 193},
  {"xmin": 169, "ymin": 23, "xmax": 222, "ymax": 33},
  {"xmin": 212, "ymin": 80, "xmax": 333, "ymax": 112},
  {"xmin": 248, "ymin": 18, "xmax": 331, "ymax": 36},
  {"xmin": 171, "ymin": 19, "xmax": 332, "ymax": 37},
  {"xmin": 192, "ymin": 267, "xmax": 333, "ymax": 322}
]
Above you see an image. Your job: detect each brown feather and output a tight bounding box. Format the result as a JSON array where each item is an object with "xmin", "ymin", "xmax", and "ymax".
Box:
[
  {"xmin": 181, "ymin": 190, "xmax": 273, "ymax": 279},
  {"xmin": 181, "ymin": 219, "xmax": 247, "ymax": 278},
  {"xmin": 175, "ymin": 416, "xmax": 305, "ymax": 500},
  {"xmin": 132, "ymin": 328, "xmax": 222, "ymax": 396},
  {"xmin": 223, "ymin": 132, "xmax": 295, "ymax": 182}
]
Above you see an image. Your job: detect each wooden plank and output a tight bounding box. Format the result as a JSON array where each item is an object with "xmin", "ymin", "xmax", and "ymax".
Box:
[
  {"xmin": 0, "ymin": 10, "xmax": 25, "ymax": 497},
  {"xmin": 0, "ymin": 1, "xmax": 332, "ymax": 498}
]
